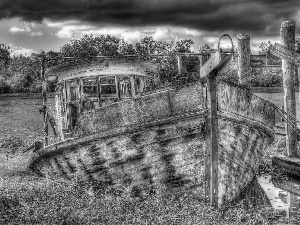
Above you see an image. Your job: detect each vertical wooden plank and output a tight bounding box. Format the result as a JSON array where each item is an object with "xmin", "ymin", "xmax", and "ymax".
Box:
[
  {"xmin": 130, "ymin": 75, "xmax": 136, "ymax": 98},
  {"xmin": 65, "ymin": 81, "xmax": 72, "ymax": 131},
  {"xmin": 205, "ymin": 71, "xmax": 219, "ymax": 208},
  {"xmin": 204, "ymin": 114, "xmax": 212, "ymax": 205},
  {"xmin": 97, "ymin": 76, "xmax": 101, "ymax": 108},
  {"xmin": 62, "ymin": 82, "xmax": 67, "ymax": 130},
  {"xmin": 140, "ymin": 77, "xmax": 145, "ymax": 93},
  {"xmin": 177, "ymin": 55, "xmax": 183, "ymax": 74},
  {"xmin": 199, "ymin": 47, "xmax": 205, "ymax": 78},
  {"xmin": 237, "ymin": 34, "xmax": 251, "ymax": 87},
  {"xmin": 98, "ymin": 76, "xmax": 102, "ymax": 107},
  {"xmin": 115, "ymin": 75, "xmax": 119, "ymax": 99},
  {"xmin": 41, "ymin": 52, "xmax": 48, "ymax": 147},
  {"xmin": 281, "ymin": 21, "xmax": 298, "ymax": 157},
  {"xmin": 198, "ymin": 48, "xmax": 206, "ymax": 109},
  {"xmin": 55, "ymin": 91, "xmax": 64, "ymax": 141},
  {"xmin": 202, "ymin": 50, "xmax": 209, "ymax": 204},
  {"xmin": 78, "ymin": 78, "xmax": 83, "ymax": 113},
  {"xmin": 287, "ymin": 192, "xmax": 298, "ymax": 218}
]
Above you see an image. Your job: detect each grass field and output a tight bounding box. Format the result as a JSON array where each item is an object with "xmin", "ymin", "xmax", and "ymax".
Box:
[
  {"xmin": 0, "ymin": 164, "xmax": 294, "ymax": 225},
  {"xmin": 0, "ymin": 150, "xmax": 296, "ymax": 224}
]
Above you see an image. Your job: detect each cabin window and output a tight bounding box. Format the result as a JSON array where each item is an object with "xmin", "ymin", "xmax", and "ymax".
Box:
[
  {"xmin": 99, "ymin": 76, "xmax": 118, "ymax": 97},
  {"xmin": 70, "ymin": 87, "xmax": 77, "ymax": 102},
  {"xmin": 83, "ymin": 79, "xmax": 98, "ymax": 95},
  {"xmin": 120, "ymin": 80, "xmax": 131, "ymax": 98},
  {"xmin": 119, "ymin": 77, "xmax": 131, "ymax": 99},
  {"xmin": 136, "ymin": 77, "xmax": 141, "ymax": 94}
]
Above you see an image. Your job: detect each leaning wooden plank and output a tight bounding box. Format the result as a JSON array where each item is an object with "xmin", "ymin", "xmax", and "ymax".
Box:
[
  {"xmin": 200, "ymin": 52, "xmax": 234, "ymax": 78},
  {"xmin": 270, "ymin": 42, "xmax": 300, "ymax": 66}
]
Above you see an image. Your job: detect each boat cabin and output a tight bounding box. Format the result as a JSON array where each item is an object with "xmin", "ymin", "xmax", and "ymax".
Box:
[{"xmin": 46, "ymin": 59, "xmax": 158, "ymax": 137}]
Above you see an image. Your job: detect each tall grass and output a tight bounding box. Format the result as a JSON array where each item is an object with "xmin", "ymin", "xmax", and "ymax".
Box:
[{"xmin": 0, "ymin": 173, "xmax": 297, "ymax": 225}]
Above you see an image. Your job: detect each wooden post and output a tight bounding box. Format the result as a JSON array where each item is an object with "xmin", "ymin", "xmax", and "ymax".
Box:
[
  {"xmin": 199, "ymin": 47, "xmax": 205, "ymax": 76},
  {"xmin": 237, "ymin": 34, "xmax": 251, "ymax": 87},
  {"xmin": 41, "ymin": 51, "xmax": 48, "ymax": 147},
  {"xmin": 205, "ymin": 72, "xmax": 219, "ymax": 208},
  {"xmin": 65, "ymin": 81, "xmax": 72, "ymax": 130},
  {"xmin": 198, "ymin": 46, "xmax": 206, "ymax": 113},
  {"xmin": 177, "ymin": 55, "xmax": 183, "ymax": 74},
  {"xmin": 281, "ymin": 21, "xmax": 297, "ymax": 157},
  {"xmin": 140, "ymin": 77, "xmax": 145, "ymax": 93},
  {"xmin": 78, "ymin": 78, "xmax": 83, "ymax": 113},
  {"xmin": 298, "ymin": 66, "xmax": 300, "ymax": 121},
  {"xmin": 129, "ymin": 75, "xmax": 136, "ymax": 98}
]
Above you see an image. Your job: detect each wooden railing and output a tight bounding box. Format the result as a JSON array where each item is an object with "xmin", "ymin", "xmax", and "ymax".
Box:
[
  {"xmin": 75, "ymin": 81, "xmax": 275, "ymax": 137},
  {"xmin": 76, "ymin": 83, "xmax": 205, "ymax": 136}
]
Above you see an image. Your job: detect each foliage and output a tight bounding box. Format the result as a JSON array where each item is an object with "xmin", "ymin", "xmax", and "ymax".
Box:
[
  {"xmin": 0, "ymin": 44, "xmax": 11, "ymax": 66},
  {"xmin": 0, "ymin": 34, "xmax": 200, "ymax": 94},
  {"xmin": 0, "ymin": 50, "xmax": 63, "ymax": 93},
  {"xmin": 4, "ymin": 37, "xmax": 298, "ymax": 94},
  {"xmin": 60, "ymin": 34, "xmax": 199, "ymax": 88},
  {"xmin": 258, "ymin": 40, "xmax": 274, "ymax": 55}
]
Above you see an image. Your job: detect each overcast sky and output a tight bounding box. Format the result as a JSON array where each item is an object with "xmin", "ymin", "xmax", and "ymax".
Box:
[{"xmin": 1, "ymin": 0, "xmax": 300, "ymax": 55}]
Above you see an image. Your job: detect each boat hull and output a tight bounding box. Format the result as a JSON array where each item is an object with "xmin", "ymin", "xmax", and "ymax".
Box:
[{"xmin": 29, "ymin": 82, "xmax": 275, "ymax": 207}]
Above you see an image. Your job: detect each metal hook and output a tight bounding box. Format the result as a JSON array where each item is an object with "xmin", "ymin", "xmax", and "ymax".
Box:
[{"xmin": 217, "ymin": 34, "xmax": 234, "ymax": 54}]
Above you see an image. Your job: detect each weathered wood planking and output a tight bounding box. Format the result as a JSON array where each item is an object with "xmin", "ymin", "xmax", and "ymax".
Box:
[
  {"xmin": 271, "ymin": 43, "xmax": 300, "ymax": 66},
  {"xmin": 200, "ymin": 52, "xmax": 234, "ymax": 78},
  {"xmin": 217, "ymin": 82, "xmax": 275, "ymax": 130},
  {"xmin": 75, "ymin": 83, "xmax": 205, "ymax": 136},
  {"xmin": 205, "ymin": 73, "xmax": 219, "ymax": 208}
]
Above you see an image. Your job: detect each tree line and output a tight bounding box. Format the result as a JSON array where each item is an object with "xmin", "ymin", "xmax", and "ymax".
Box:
[
  {"xmin": 0, "ymin": 35, "xmax": 200, "ymax": 94},
  {"xmin": 1, "ymin": 34, "xmax": 299, "ymax": 94}
]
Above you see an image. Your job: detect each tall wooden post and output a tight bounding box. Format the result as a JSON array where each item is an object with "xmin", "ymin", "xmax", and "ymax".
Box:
[
  {"xmin": 199, "ymin": 47, "xmax": 206, "ymax": 115},
  {"xmin": 199, "ymin": 47, "xmax": 205, "ymax": 74},
  {"xmin": 129, "ymin": 76, "xmax": 136, "ymax": 97},
  {"xmin": 281, "ymin": 21, "xmax": 297, "ymax": 157},
  {"xmin": 41, "ymin": 51, "xmax": 48, "ymax": 146},
  {"xmin": 237, "ymin": 34, "xmax": 251, "ymax": 87},
  {"xmin": 177, "ymin": 55, "xmax": 183, "ymax": 74},
  {"xmin": 205, "ymin": 71, "xmax": 219, "ymax": 208}
]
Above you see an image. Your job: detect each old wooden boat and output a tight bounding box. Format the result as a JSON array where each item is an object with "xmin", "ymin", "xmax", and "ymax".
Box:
[{"xmin": 28, "ymin": 56, "xmax": 276, "ymax": 208}]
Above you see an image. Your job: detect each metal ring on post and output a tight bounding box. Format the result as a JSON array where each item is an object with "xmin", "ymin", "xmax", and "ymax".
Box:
[{"xmin": 217, "ymin": 34, "xmax": 234, "ymax": 54}]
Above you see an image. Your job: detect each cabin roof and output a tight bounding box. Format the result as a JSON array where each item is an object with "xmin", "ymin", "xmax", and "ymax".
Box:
[{"xmin": 46, "ymin": 58, "xmax": 159, "ymax": 83}]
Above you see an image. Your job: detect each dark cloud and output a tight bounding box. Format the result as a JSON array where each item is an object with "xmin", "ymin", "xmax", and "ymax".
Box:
[{"xmin": 1, "ymin": 0, "xmax": 300, "ymax": 36}]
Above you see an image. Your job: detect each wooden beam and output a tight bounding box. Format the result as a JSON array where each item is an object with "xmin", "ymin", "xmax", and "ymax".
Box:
[
  {"xmin": 281, "ymin": 21, "xmax": 298, "ymax": 157},
  {"xmin": 200, "ymin": 52, "xmax": 234, "ymax": 79},
  {"xmin": 78, "ymin": 78, "xmax": 83, "ymax": 113},
  {"xmin": 65, "ymin": 81, "xmax": 72, "ymax": 131},
  {"xmin": 177, "ymin": 55, "xmax": 183, "ymax": 74},
  {"xmin": 41, "ymin": 52, "xmax": 48, "ymax": 147},
  {"xmin": 205, "ymin": 71, "xmax": 219, "ymax": 208},
  {"xmin": 237, "ymin": 34, "xmax": 251, "ymax": 87},
  {"xmin": 271, "ymin": 43, "xmax": 300, "ymax": 66},
  {"xmin": 130, "ymin": 75, "xmax": 136, "ymax": 98},
  {"xmin": 140, "ymin": 77, "xmax": 145, "ymax": 93}
]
